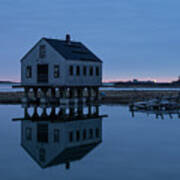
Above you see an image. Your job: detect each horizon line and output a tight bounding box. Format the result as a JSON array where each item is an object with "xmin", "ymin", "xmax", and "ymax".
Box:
[{"xmin": 0, "ymin": 78, "xmax": 178, "ymax": 84}]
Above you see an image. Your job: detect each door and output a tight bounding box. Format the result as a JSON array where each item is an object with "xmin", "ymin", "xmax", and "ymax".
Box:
[
  {"xmin": 37, "ymin": 64, "xmax": 48, "ymax": 83},
  {"xmin": 37, "ymin": 124, "xmax": 48, "ymax": 143}
]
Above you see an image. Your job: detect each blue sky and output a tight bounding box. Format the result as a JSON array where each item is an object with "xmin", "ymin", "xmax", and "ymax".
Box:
[{"xmin": 1, "ymin": 0, "xmax": 180, "ymax": 82}]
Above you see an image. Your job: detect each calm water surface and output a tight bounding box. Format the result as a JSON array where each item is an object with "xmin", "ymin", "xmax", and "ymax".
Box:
[
  {"xmin": 1, "ymin": 105, "xmax": 180, "ymax": 180},
  {"xmin": 0, "ymin": 84, "xmax": 22, "ymax": 92},
  {"xmin": 2, "ymin": 83, "xmax": 180, "ymax": 92}
]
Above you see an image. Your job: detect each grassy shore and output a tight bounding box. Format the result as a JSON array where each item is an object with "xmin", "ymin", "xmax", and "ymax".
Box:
[
  {"xmin": 0, "ymin": 90, "xmax": 179, "ymax": 104},
  {"xmin": 101, "ymin": 90, "xmax": 180, "ymax": 104}
]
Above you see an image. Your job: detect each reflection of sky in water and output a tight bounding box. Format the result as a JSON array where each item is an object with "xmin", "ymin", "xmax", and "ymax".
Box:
[
  {"xmin": 1, "ymin": 105, "xmax": 180, "ymax": 179},
  {"xmin": 0, "ymin": 84, "xmax": 23, "ymax": 92},
  {"xmin": 2, "ymin": 84, "xmax": 180, "ymax": 92}
]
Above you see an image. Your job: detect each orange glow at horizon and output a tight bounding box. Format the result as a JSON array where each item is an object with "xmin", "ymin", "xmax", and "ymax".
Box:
[
  {"xmin": 102, "ymin": 77, "xmax": 177, "ymax": 83},
  {"xmin": 0, "ymin": 78, "xmax": 20, "ymax": 83},
  {"xmin": 0, "ymin": 76, "xmax": 177, "ymax": 83}
]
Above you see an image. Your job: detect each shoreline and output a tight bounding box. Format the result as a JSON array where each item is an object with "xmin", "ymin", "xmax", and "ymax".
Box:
[{"xmin": 0, "ymin": 90, "xmax": 179, "ymax": 105}]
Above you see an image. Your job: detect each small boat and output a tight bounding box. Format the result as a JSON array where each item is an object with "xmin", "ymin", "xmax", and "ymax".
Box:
[{"xmin": 130, "ymin": 98, "xmax": 179, "ymax": 111}]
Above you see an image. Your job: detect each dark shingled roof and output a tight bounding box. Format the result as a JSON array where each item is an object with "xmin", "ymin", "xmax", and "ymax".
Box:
[
  {"xmin": 45, "ymin": 142, "xmax": 101, "ymax": 168},
  {"xmin": 22, "ymin": 141, "xmax": 101, "ymax": 169},
  {"xmin": 44, "ymin": 38, "xmax": 102, "ymax": 62}
]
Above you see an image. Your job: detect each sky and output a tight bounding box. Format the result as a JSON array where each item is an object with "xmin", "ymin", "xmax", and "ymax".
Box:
[{"xmin": 1, "ymin": 0, "xmax": 180, "ymax": 82}]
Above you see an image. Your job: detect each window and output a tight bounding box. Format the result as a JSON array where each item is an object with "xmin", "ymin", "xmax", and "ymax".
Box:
[
  {"xmin": 54, "ymin": 65, "xmax": 59, "ymax": 78},
  {"xmin": 89, "ymin": 129, "xmax": 93, "ymax": 139},
  {"xmin": 96, "ymin": 67, "xmax": 99, "ymax": 76},
  {"xmin": 83, "ymin": 129, "xmax": 87, "ymax": 140},
  {"xmin": 69, "ymin": 65, "xmax": 73, "ymax": 76},
  {"xmin": 39, "ymin": 45, "xmax": 46, "ymax": 58},
  {"xmin": 83, "ymin": 66, "xmax": 87, "ymax": 76},
  {"xmin": 26, "ymin": 66, "xmax": 32, "ymax": 78},
  {"xmin": 96, "ymin": 128, "xmax": 100, "ymax": 138},
  {"xmin": 25, "ymin": 127, "xmax": 32, "ymax": 140},
  {"xmin": 54, "ymin": 129, "xmax": 60, "ymax": 143},
  {"xmin": 89, "ymin": 66, "xmax": 93, "ymax": 76},
  {"xmin": 76, "ymin": 66, "xmax": 80, "ymax": 76},
  {"xmin": 76, "ymin": 130, "xmax": 80, "ymax": 141},
  {"xmin": 39, "ymin": 148, "xmax": 46, "ymax": 162},
  {"xmin": 69, "ymin": 131, "xmax": 73, "ymax": 142}
]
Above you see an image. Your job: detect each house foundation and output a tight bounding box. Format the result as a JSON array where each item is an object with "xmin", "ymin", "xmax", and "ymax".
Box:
[
  {"xmin": 16, "ymin": 103, "xmax": 102, "ymax": 121},
  {"xmin": 20, "ymin": 86, "xmax": 100, "ymax": 106}
]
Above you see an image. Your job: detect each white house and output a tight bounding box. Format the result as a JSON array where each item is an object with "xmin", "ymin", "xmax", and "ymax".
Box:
[
  {"xmin": 21, "ymin": 34, "xmax": 102, "ymax": 87},
  {"xmin": 17, "ymin": 34, "xmax": 103, "ymax": 103}
]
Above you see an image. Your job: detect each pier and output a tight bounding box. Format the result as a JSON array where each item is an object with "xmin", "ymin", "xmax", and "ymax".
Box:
[{"xmin": 129, "ymin": 96, "xmax": 180, "ymax": 119}]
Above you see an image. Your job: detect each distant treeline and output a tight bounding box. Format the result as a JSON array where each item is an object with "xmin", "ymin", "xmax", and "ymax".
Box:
[
  {"xmin": 105, "ymin": 81, "xmax": 180, "ymax": 88},
  {"xmin": 0, "ymin": 81, "xmax": 19, "ymax": 84}
]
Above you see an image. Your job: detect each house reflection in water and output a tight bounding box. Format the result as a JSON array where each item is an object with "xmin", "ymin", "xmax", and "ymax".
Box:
[{"xmin": 14, "ymin": 105, "xmax": 105, "ymax": 169}]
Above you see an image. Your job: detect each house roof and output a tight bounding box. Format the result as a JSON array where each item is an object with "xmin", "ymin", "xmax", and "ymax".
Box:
[
  {"xmin": 21, "ymin": 141, "xmax": 101, "ymax": 169},
  {"xmin": 45, "ymin": 142, "xmax": 101, "ymax": 168},
  {"xmin": 44, "ymin": 38, "xmax": 102, "ymax": 62}
]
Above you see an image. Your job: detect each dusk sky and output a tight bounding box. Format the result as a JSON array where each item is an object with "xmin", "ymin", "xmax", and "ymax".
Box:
[{"xmin": 1, "ymin": 0, "xmax": 180, "ymax": 82}]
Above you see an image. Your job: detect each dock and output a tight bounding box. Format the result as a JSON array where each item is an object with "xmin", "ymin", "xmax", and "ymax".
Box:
[{"xmin": 129, "ymin": 95, "xmax": 180, "ymax": 119}]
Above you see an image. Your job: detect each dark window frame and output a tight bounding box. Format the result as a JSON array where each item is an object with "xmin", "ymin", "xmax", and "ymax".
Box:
[
  {"xmin": 89, "ymin": 128, "xmax": 93, "ymax": 139},
  {"xmin": 76, "ymin": 130, "xmax": 80, "ymax": 141},
  {"xmin": 89, "ymin": 66, "xmax": 93, "ymax": 76},
  {"xmin": 69, "ymin": 131, "xmax": 73, "ymax": 142},
  {"xmin": 76, "ymin": 66, "xmax": 80, "ymax": 76},
  {"xmin": 39, "ymin": 45, "xmax": 46, "ymax": 58},
  {"xmin": 25, "ymin": 127, "xmax": 32, "ymax": 141},
  {"xmin": 26, "ymin": 66, "xmax": 32, "ymax": 78},
  {"xmin": 96, "ymin": 128, "xmax": 100, "ymax": 138},
  {"xmin": 69, "ymin": 65, "xmax": 73, "ymax": 76},
  {"xmin": 96, "ymin": 66, "xmax": 99, "ymax": 76},
  {"xmin": 54, "ymin": 65, "xmax": 60, "ymax": 78},
  {"xmin": 83, "ymin": 66, "xmax": 87, "ymax": 76},
  {"xmin": 83, "ymin": 129, "xmax": 87, "ymax": 140},
  {"xmin": 54, "ymin": 129, "xmax": 60, "ymax": 143}
]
